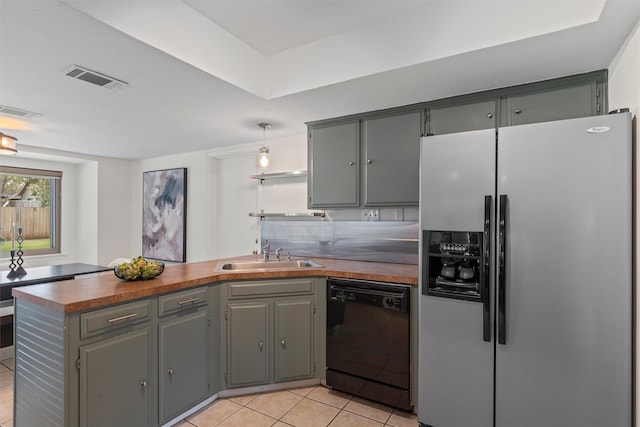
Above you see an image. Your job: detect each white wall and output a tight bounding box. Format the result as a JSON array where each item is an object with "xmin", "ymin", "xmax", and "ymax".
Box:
[
  {"xmin": 608, "ymin": 15, "xmax": 640, "ymax": 427},
  {"xmin": 96, "ymin": 157, "xmax": 134, "ymax": 265},
  {"xmin": 214, "ymin": 152, "xmax": 259, "ymax": 258},
  {"xmin": 0, "ymin": 153, "xmax": 83, "ymax": 268},
  {"xmin": 609, "ymin": 19, "xmax": 640, "ymax": 114},
  {"xmin": 209, "ymin": 134, "xmax": 308, "ymax": 259},
  {"xmin": 76, "ymin": 161, "xmax": 98, "ymax": 264},
  {"xmin": 133, "ymin": 152, "xmax": 212, "ymax": 262},
  {"xmin": 0, "ymin": 133, "xmax": 306, "ymax": 270},
  {"xmin": 0, "ymin": 148, "xmax": 132, "ymax": 269},
  {"xmin": 129, "ymin": 133, "xmax": 307, "ymax": 262}
]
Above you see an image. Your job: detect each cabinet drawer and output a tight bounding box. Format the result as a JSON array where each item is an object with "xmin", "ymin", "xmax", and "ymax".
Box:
[
  {"xmin": 228, "ymin": 279, "xmax": 314, "ymax": 299},
  {"xmin": 158, "ymin": 287, "xmax": 208, "ymax": 316},
  {"xmin": 80, "ymin": 300, "xmax": 151, "ymax": 339}
]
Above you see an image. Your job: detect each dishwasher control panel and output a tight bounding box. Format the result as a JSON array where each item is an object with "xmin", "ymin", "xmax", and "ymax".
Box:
[{"xmin": 328, "ymin": 279, "xmax": 409, "ymax": 312}]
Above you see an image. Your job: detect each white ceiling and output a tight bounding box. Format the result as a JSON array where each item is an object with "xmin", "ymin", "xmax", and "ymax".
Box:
[{"xmin": 0, "ymin": 0, "xmax": 639, "ymax": 160}]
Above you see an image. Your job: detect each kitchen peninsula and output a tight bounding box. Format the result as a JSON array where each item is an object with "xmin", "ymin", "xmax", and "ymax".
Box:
[
  {"xmin": 11, "ymin": 256, "xmax": 417, "ymax": 427},
  {"xmin": 1, "ymin": 263, "xmax": 112, "ymax": 352},
  {"xmin": 1, "ymin": 263, "xmax": 112, "ymax": 302}
]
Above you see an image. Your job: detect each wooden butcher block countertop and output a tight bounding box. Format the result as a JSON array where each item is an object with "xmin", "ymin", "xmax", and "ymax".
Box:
[{"xmin": 12, "ymin": 255, "xmax": 418, "ymax": 314}]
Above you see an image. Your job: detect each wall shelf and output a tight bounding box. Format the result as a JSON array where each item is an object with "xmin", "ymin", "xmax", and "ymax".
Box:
[
  {"xmin": 249, "ymin": 212, "xmax": 325, "ymax": 220},
  {"xmin": 250, "ymin": 170, "xmax": 314, "ymax": 220},
  {"xmin": 250, "ymin": 170, "xmax": 307, "ymax": 183}
]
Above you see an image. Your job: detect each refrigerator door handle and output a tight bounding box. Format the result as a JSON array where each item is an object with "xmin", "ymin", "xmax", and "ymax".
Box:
[
  {"xmin": 482, "ymin": 195, "xmax": 492, "ymax": 342},
  {"xmin": 498, "ymin": 194, "xmax": 508, "ymax": 345}
]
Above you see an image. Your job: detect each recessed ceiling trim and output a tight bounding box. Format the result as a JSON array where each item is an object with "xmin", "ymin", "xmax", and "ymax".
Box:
[
  {"xmin": 63, "ymin": 65, "xmax": 128, "ymax": 89},
  {"xmin": 58, "ymin": 0, "xmax": 609, "ymax": 100}
]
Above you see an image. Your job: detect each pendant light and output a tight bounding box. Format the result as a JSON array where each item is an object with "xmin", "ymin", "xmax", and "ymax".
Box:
[
  {"xmin": 0, "ymin": 132, "xmax": 17, "ymax": 155},
  {"xmin": 257, "ymin": 122, "xmax": 271, "ymax": 171}
]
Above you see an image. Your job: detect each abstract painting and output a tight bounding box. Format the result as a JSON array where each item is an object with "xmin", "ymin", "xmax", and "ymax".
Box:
[{"xmin": 142, "ymin": 168, "xmax": 187, "ymax": 262}]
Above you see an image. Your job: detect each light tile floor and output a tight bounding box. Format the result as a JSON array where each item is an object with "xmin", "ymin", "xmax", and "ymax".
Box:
[
  {"xmin": 0, "ymin": 358, "xmax": 13, "ymax": 427},
  {"xmin": 0, "ymin": 357, "xmax": 417, "ymax": 427},
  {"xmin": 181, "ymin": 386, "xmax": 418, "ymax": 427}
]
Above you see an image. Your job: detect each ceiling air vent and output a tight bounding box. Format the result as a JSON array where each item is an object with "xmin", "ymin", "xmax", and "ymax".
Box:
[
  {"xmin": 0, "ymin": 105, "xmax": 41, "ymax": 118},
  {"xmin": 63, "ymin": 65, "xmax": 128, "ymax": 89}
]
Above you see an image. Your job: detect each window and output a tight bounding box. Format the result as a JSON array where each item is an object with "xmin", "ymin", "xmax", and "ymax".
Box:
[{"xmin": 0, "ymin": 166, "xmax": 62, "ymax": 257}]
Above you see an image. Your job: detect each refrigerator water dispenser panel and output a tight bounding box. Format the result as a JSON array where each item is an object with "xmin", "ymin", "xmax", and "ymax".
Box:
[{"xmin": 423, "ymin": 230, "xmax": 484, "ymax": 301}]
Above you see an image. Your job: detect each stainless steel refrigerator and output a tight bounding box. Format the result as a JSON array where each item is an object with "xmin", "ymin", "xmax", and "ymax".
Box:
[{"xmin": 418, "ymin": 113, "xmax": 632, "ymax": 427}]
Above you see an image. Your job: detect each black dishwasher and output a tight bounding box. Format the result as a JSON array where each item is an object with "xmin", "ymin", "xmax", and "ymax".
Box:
[{"xmin": 326, "ymin": 277, "xmax": 411, "ymax": 411}]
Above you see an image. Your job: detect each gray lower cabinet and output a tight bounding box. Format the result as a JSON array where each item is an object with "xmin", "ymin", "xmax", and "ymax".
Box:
[
  {"xmin": 222, "ymin": 278, "xmax": 321, "ymax": 389},
  {"xmin": 226, "ymin": 302, "xmax": 270, "ymax": 387},
  {"xmin": 158, "ymin": 287, "xmax": 209, "ymax": 424},
  {"xmin": 14, "ymin": 286, "xmax": 217, "ymax": 427},
  {"xmin": 13, "ymin": 279, "xmax": 321, "ymax": 426},
  {"xmin": 79, "ymin": 328, "xmax": 153, "ymax": 427},
  {"xmin": 274, "ymin": 299, "xmax": 314, "ymax": 382},
  {"xmin": 77, "ymin": 299, "xmax": 155, "ymax": 427}
]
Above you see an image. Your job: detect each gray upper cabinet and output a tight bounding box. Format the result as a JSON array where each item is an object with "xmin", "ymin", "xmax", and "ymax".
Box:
[
  {"xmin": 505, "ymin": 81, "xmax": 601, "ymax": 126},
  {"xmin": 308, "ymin": 121, "xmax": 360, "ymax": 208},
  {"xmin": 307, "ymin": 72, "xmax": 606, "ymax": 209},
  {"xmin": 363, "ymin": 111, "xmax": 422, "ymax": 206},
  {"xmin": 308, "ymin": 110, "xmax": 423, "ymax": 208},
  {"xmin": 429, "ymin": 100, "xmax": 497, "ymax": 135}
]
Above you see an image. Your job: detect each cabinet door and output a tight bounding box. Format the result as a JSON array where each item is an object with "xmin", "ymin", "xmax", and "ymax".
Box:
[
  {"xmin": 275, "ymin": 299, "xmax": 314, "ymax": 382},
  {"xmin": 308, "ymin": 121, "xmax": 360, "ymax": 208},
  {"xmin": 159, "ymin": 311, "xmax": 208, "ymax": 423},
  {"xmin": 429, "ymin": 100, "xmax": 497, "ymax": 135},
  {"xmin": 507, "ymin": 82, "xmax": 598, "ymax": 126},
  {"xmin": 227, "ymin": 302, "xmax": 269, "ymax": 387},
  {"xmin": 363, "ymin": 111, "xmax": 422, "ymax": 206},
  {"xmin": 79, "ymin": 328, "xmax": 151, "ymax": 427}
]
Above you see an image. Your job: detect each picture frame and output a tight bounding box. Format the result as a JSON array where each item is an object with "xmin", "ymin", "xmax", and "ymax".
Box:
[{"xmin": 142, "ymin": 167, "xmax": 187, "ymax": 262}]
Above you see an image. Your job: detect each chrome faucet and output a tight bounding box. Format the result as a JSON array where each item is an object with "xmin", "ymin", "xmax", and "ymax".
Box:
[
  {"xmin": 275, "ymin": 248, "xmax": 283, "ymax": 261},
  {"xmin": 263, "ymin": 240, "xmax": 270, "ymax": 261}
]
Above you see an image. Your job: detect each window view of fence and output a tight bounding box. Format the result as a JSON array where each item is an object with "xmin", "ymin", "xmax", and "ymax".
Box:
[{"xmin": 0, "ymin": 166, "xmax": 61, "ymax": 256}]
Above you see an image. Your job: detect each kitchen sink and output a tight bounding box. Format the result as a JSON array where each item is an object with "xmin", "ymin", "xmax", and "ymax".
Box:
[{"xmin": 220, "ymin": 259, "xmax": 323, "ymax": 271}]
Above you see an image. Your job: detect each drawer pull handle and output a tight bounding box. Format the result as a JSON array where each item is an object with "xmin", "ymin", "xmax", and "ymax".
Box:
[
  {"xmin": 281, "ymin": 340, "xmax": 286, "ymax": 348},
  {"xmin": 140, "ymin": 380, "xmax": 148, "ymax": 389},
  {"xmin": 259, "ymin": 341, "xmax": 264, "ymax": 351},
  {"xmin": 178, "ymin": 297, "xmax": 200, "ymax": 306},
  {"xmin": 167, "ymin": 368, "xmax": 175, "ymax": 376},
  {"xmin": 107, "ymin": 313, "xmax": 138, "ymax": 324}
]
